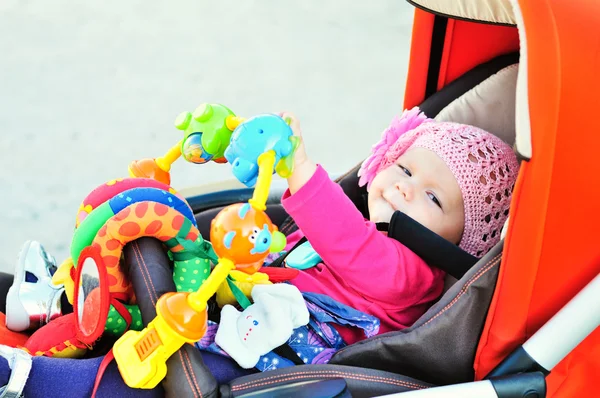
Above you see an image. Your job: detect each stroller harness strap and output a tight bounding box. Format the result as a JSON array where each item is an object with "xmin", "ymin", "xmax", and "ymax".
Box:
[
  {"xmin": 275, "ymin": 212, "xmax": 476, "ymax": 279},
  {"xmin": 377, "ymin": 211, "xmax": 478, "ymax": 279}
]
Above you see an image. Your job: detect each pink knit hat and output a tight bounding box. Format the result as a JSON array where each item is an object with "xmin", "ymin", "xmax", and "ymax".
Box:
[{"xmin": 358, "ymin": 107, "xmax": 520, "ymax": 257}]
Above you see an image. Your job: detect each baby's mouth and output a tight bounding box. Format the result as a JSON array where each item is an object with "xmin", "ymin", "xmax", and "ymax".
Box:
[
  {"xmin": 389, "ymin": 201, "xmax": 402, "ymax": 213},
  {"xmin": 383, "ymin": 193, "xmax": 402, "ymax": 213}
]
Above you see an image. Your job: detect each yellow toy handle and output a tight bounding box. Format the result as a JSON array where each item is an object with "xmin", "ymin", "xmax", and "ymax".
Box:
[
  {"xmin": 248, "ymin": 150, "xmax": 276, "ymax": 211},
  {"xmin": 187, "ymin": 258, "xmax": 235, "ymax": 311},
  {"xmin": 225, "ymin": 115, "xmax": 246, "ymax": 131},
  {"xmin": 128, "ymin": 140, "xmax": 182, "ymax": 185},
  {"xmin": 155, "ymin": 140, "xmax": 183, "ymax": 172},
  {"xmin": 113, "ymin": 258, "xmax": 235, "ymax": 389}
]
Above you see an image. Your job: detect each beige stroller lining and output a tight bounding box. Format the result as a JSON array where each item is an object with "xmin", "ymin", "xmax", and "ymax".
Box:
[{"xmin": 435, "ymin": 63, "xmax": 518, "ymax": 147}]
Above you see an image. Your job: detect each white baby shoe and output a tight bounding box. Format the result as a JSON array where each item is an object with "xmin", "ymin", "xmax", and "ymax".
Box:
[{"xmin": 5, "ymin": 241, "xmax": 65, "ymax": 332}]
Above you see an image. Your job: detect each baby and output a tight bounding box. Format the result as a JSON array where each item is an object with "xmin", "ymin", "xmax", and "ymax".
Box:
[
  {"xmin": 279, "ymin": 108, "xmax": 519, "ymax": 343},
  {"xmin": 203, "ymin": 108, "xmax": 520, "ymax": 369}
]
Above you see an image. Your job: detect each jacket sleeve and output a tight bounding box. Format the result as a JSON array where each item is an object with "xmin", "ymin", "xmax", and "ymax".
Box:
[{"xmin": 281, "ymin": 165, "xmax": 442, "ymax": 306}]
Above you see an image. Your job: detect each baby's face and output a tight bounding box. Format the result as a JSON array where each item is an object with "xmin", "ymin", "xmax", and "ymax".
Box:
[{"xmin": 368, "ymin": 147, "xmax": 465, "ymax": 245}]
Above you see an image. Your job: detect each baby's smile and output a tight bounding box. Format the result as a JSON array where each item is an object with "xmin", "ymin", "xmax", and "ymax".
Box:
[
  {"xmin": 368, "ymin": 147, "xmax": 465, "ymax": 245},
  {"xmin": 382, "ymin": 191, "xmax": 402, "ymax": 213}
]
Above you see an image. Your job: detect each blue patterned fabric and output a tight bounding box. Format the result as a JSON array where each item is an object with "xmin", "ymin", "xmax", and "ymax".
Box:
[{"xmin": 196, "ymin": 292, "xmax": 380, "ymax": 371}]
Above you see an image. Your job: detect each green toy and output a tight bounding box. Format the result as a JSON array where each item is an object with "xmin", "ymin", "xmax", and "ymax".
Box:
[
  {"xmin": 128, "ymin": 102, "xmax": 246, "ymax": 185},
  {"xmin": 176, "ymin": 103, "xmax": 245, "ymax": 163}
]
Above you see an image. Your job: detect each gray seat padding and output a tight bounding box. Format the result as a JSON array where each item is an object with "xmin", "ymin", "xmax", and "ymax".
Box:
[{"xmin": 329, "ymin": 241, "xmax": 503, "ymax": 385}]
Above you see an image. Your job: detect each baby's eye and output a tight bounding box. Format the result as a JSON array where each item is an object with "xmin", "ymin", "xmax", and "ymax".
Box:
[
  {"xmin": 428, "ymin": 192, "xmax": 442, "ymax": 209},
  {"xmin": 398, "ymin": 165, "xmax": 412, "ymax": 177}
]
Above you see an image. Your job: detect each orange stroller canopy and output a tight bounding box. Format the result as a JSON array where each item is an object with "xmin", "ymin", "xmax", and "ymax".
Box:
[{"xmin": 403, "ymin": 1, "xmax": 600, "ymax": 396}]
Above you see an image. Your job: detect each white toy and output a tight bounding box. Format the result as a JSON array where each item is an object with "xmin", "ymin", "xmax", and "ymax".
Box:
[{"xmin": 215, "ymin": 284, "xmax": 309, "ymax": 368}]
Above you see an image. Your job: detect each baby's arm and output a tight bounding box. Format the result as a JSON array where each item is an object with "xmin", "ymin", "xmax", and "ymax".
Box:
[
  {"xmin": 283, "ymin": 164, "xmax": 432, "ymax": 300},
  {"xmin": 280, "ymin": 113, "xmax": 438, "ymax": 304}
]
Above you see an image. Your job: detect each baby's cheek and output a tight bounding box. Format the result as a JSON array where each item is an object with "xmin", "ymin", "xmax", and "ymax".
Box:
[
  {"xmin": 434, "ymin": 217, "xmax": 461, "ymax": 244},
  {"xmin": 417, "ymin": 209, "xmax": 440, "ymax": 233}
]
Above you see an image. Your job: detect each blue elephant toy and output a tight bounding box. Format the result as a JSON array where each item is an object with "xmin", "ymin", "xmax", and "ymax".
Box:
[{"xmin": 224, "ymin": 114, "xmax": 299, "ymax": 187}]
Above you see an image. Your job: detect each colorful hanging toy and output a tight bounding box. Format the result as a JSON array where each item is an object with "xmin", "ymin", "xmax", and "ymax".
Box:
[
  {"xmin": 22, "ymin": 103, "xmax": 298, "ymax": 362},
  {"xmin": 126, "ymin": 103, "xmax": 299, "ymax": 186}
]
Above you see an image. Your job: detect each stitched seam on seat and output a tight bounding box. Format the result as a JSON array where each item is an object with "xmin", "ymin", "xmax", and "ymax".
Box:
[
  {"xmin": 280, "ymin": 219, "xmax": 295, "ymax": 235},
  {"xmin": 422, "ymin": 253, "xmax": 501, "ymax": 327},
  {"xmin": 178, "ymin": 350, "xmax": 199, "ymax": 398},
  {"xmin": 132, "ymin": 242, "xmax": 158, "ymax": 304},
  {"xmin": 231, "ymin": 373, "xmax": 426, "ymax": 391},
  {"xmin": 183, "ymin": 349, "xmax": 203, "ymax": 398},
  {"xmin": 230, "ymin": 371, "xmax": 429, "ymax": 391}
]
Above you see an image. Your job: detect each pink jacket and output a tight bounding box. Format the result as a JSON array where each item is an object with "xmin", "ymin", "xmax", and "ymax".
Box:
[{"xmin": 281, "ymin": 165, "xmax": 445, "ymax": 345}]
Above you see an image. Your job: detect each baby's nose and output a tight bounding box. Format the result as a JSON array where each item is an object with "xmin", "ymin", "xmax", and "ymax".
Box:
[{"xmin": 395, "ymin": 181, "xmax": 414, "ymax": 201}]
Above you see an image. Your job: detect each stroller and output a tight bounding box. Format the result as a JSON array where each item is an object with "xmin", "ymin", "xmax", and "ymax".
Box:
[{"xmin": 1, "ymin": 0, "xmax": 599, "ymax": 396}]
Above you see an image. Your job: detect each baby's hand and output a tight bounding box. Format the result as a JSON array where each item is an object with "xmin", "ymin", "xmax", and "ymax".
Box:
[
  {"xmin": 278, "ymin": 111, "xmax": 317, "ymax": 194},
  {"xmin": 278, "ymin": 111, "xmax": 308, "ymax": 169}
]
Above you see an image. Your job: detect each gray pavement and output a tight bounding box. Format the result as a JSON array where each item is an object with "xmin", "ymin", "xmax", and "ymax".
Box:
[{"xmin": 0, "ymin": 1, "xmax": 414, "ymax": 273}]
